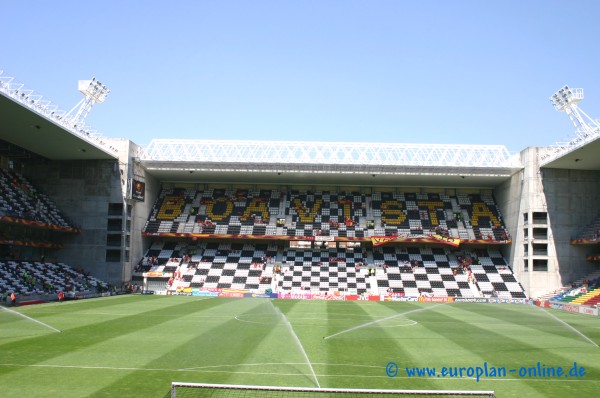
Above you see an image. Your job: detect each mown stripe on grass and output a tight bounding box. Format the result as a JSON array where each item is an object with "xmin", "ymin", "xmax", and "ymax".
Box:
[
  {"xmin": 2, "ymin": 297, "xmax": 597, "ymax": 398},
  {"xmin": 271, "ymin": 300, "xmax": 320, "ymax": 387},
  {"xmin": 13, "ymin": 294, "xmax": 193, "ymax": 333},
  {"xmin": 0, "ymin": 296, "xmax": 232, "ymax": 397},
  {"xmin": 413, "ymin": 304, "xmax": 599, "ymax": 397},
  {"xmin": 449, "ymin": 303, "xmax": 597, "ymax": 346},
  {"xmin": 321, "ymin": 300, "xmax": 440, "ymax": 390},
  {"xmin": 323, "ymin": 302, "xmax": 444, "ymax": 340},
  {"xmin": 536, "ymin": 306, "xmax": 599, "ymax": 348},
  {"xmin": 0, "ymin": 297, "xmax": 226, "ymax": 377},
  {"xmin": 86, "ymin": 298, "xmax": 317, "ymax": 396}
]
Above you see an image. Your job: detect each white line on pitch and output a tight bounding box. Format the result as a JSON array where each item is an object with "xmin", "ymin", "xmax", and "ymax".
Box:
[
  {"xmin": 323, "ymin": 303, "xmax": 445, "ymax": 340},
  {"xmin": 271, "ymin": 302, "xmax": 321, "ymax": 388},
  {"xmin": 538, "ymin": 306, "xmax": 599, "ymax": 348},
  {"xmin": 1, "ymin": 306, "xmax": 61, "ymax": 333},
  {"xmin": 0, "ymin": 363, "xmax": 598, "ymax": 383}
]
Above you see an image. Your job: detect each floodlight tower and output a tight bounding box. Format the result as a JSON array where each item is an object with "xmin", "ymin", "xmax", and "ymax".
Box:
[
  {"xmin": 65, "ymin": 77, "xmax": 110, "ymax": 128},
  {"xmin": 550, "ymin": 85, "xmax": 600, "ymax": 140}
]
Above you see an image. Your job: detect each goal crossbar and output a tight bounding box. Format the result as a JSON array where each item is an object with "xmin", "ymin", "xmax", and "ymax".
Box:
[{"xmin": 171, "ymin": 382, "xmax": 495, "ymax": 397}]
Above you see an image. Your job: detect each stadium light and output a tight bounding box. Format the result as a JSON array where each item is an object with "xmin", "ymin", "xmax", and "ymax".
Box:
[
  {"xmin": 542, "ymin": 85, "xmax": 600, "ymax": 165},
  {"xmin": 78, "ymin": 77, "xmax": 109, "ymax": 104},
  {"xmin": 65, "ymin": 77, "xmax": 110, "ymax": 128},
  {"xmin": 550, "ymin": 85, "xmax": 583, "ymax": 112}
]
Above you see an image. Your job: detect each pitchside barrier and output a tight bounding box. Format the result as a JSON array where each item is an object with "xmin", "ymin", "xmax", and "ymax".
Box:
[
  {"xmin": 548, "ymin": 301, "xmax": 599, "ymax": 316},
  {"xmin": 176, "ymin": 287, "xmax": 534, "ymax": 305},
  {"xmin": 170, "ymin": 383, "xmax": 495, "ymax": 398}
]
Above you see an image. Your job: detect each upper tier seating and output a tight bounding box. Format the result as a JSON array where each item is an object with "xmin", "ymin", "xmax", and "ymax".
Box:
[
  {"xmin": 572, "ymin": 215, "xmax": 600, "ymax": 242},
  {"xmin": 0, "ymin": 168, "xmax": 75, "ymax": 229},
  {"xmin": 143, "ymin": 188, "xmax": 511, "ymax": 242},
  {"xmin": 284, "ymin": 191, "xmax": 368, "ymax": 238},
  {"xmin": 144, "ymin": 188, "xmax": 281, "ymax": 236}
]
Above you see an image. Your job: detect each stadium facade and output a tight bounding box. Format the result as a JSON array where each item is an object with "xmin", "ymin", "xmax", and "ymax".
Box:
[{"xmin": 1, "ymin": 72, "xmax": 599, "ymax": 300}]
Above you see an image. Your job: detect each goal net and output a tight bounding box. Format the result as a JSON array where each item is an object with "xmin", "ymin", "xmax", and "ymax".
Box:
[{"xmin": 171, "ymin": 383, "xmax": 495, "ymax": 398}]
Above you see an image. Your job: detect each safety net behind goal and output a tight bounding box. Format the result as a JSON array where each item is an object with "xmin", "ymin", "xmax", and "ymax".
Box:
[{"xmin": 170, "ymin": 383, "xmax": 495, "ymax": 398}]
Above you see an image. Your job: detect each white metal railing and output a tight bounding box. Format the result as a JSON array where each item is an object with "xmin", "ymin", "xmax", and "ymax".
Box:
[
  {"xmin": 142, "ymin": 139, "xmax": 519, "ymax": 169},
  {"xmin": 0, "ymin": 69, "xmax": 118, "ymax": 155}
]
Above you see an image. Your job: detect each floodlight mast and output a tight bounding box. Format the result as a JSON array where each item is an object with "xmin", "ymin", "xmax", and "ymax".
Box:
[
  {"xmin": 65, "ymin": 77, "xmax": 110, "ymax": 128},
  {"xmin": 550, "ymin": 85, "xmax": 600, "ymax": 139}
]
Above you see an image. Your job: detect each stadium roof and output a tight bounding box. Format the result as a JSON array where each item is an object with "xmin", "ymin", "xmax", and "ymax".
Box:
[
  {"xmin": 140, "ymin": 139, "xmax": 522, "ymax": 187},
  {"xmin": 3, "ymin": 70, "xmax": 600, "ymax": 187},
  {"xmin": 541, "ymin": 140, "xmax": 600, "ymax": 170},
  {"xmin": 539, "ymin": 133, "xmax": 600, "ymax": 170},
  {"xmin": 0, "ymin": 74, "xmax": 117, "ymax": 160}
]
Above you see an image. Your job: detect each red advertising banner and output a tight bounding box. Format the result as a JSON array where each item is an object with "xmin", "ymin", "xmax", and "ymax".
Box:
[
  {"xmin": 278, "ymin": 292, "xmax": 313, "ymax": 300},
  {"xmin": 429, "ymin": 234, "xmax": 461, "ymax": 247},
  {"xmin": 311, "ymin": 294, "xmax": 346, "ymax": 301},
  {"xmin": 561, "ymin": 304, "xmax": 580, "ymax": 313},
  {"xmin": 371, "ymin": 236, "xmax": 398, "ymax": 246},
  {"xmin": 276, "ymin": 292, "xmax": 376, "ymax": 301},
  {"xmin": 141, "ymin": 230, "xmax": 510, "ymax": 246}
]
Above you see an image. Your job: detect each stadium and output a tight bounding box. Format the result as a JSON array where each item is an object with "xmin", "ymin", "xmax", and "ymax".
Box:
[{"xmin": 0, "ymin": 71, "xmax": 599, "ymax": 397}]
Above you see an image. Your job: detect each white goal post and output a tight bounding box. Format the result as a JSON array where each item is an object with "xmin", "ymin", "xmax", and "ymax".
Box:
[{"xmin": 171, "ymin": 382, "xmax": 495, "ymax": 398}]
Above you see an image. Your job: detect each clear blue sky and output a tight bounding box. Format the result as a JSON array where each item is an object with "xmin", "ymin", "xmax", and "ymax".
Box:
[{"xmin": 2, "ymin": 0, "xmax": 599, "ymax": 153}]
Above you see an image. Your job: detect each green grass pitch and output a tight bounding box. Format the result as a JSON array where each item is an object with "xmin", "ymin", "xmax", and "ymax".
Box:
[{"xmin": 1, "ymin": 295, "xmax": 599, "ymax": 397}]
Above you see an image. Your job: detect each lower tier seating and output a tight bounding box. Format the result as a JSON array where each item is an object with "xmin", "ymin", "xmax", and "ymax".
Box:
[
  {"xmin": 136, "ymin": 241, "xmax": 526, "ymax": 299},
  {"xmin": 550, "ymin": 272, "xmax": 600, "ymax": 304},
  {"xmin": 374, "ymin": 246, "xmax": 526, "ymax": 298},
  {"xmin": 136, "ymin": 241, "xmax": 278, "ymax": 291},
  {"xmin": 278, "ymin": 248, "xmax": 369, "ymax": 294},
  {"xmin": 0, "ymin": 260, "xmax": 108, "ymax": 296}
]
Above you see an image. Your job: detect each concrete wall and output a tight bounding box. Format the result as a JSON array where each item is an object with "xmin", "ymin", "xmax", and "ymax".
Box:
[
  {"xmin": 495, "ymin": 147, "xmax": 600, "ymax": 298},
  {"xmin": 17, "ymin": 139, "xmax": 162, "ymax": 286},
  {"xmin": 127, "ymin": 145, "xmax": 160, "ymax": 281},
  {"xmin": 25, "ymin": 158, "xmax": 123, "ymax": 284},
  {"xmin": 541, "ymin": 166, "xmax": 600, "ymax": 286},
  {"xmin": 493, "ymin": 166, "xmax": 523, "ymax": 275}
]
